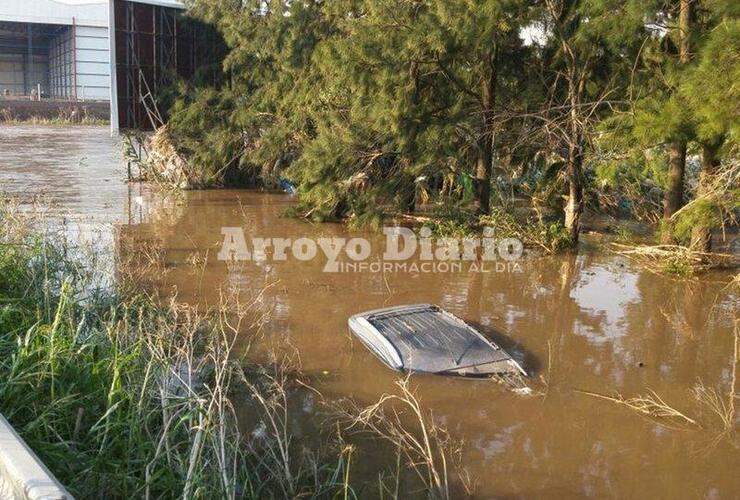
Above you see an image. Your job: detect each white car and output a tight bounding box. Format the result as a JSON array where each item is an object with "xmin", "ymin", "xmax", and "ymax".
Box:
[{"xmin": 348, "ymin": 304, "xmax": 527, "ymax": 379}]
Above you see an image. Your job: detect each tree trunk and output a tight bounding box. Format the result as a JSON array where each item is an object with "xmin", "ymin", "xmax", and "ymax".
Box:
[
  {"xmin": 473, "ymin": 58, "xmax": 496, "ymax": 215},
  {"xmin": 564, "ymin": 143, "xmax": 584, "ymax": 244},
  {"xmin": 662, "ymin": 0, "xmax": 691, "ymax": 243},
  {"xmin": 661, "ymin": 140, "xmax": 686, "ymax": 242},
  {"xmin": 402, "ymin": 172, "xmax": 417, "ymax": 213},
  {"xmin": 473, "ymin": 135, "xmax": 492, "ymax": 214},
  {"xmin": 689, "ymin": 142, "xmax": 720, "ymax": 252},
  {"xmin": 679, "ymin": 0, "xmax": 691, "ymax": 64},
  {"xmin": 402, "ymin": 61, "xmax": 420, "ymax": 214},
  {"xmin": 564, "ymin": 75, "xmax": 584, "ymax": 246}
]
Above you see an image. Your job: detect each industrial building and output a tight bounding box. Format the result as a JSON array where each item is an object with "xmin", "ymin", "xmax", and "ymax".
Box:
[
  {"xmin": 0, "ymin": 0, "xmax": 221, "ymax": 132},
  {"xmin": 0, "ymin": 0, "xmax": 111, "ymax": 100}
]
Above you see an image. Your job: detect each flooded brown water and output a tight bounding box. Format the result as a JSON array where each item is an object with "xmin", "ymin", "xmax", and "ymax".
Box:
[
  {"xmin": 2, "ymin": 126, "xmax": 739, "ymax": 498},
  {"xmin": 0, "ymin": 125, "xmax": 137, "ymax": 221}
]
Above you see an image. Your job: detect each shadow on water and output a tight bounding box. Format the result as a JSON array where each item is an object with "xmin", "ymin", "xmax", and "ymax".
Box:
[{"xmin": 467, "ymin": 320, "xmax": 543, "ymax": 376}]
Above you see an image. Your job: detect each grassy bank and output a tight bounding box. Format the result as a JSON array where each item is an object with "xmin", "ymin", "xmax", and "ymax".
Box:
[
  {"xmin": 0, "ymin": 201, "xmax": 354, "ymax": 498},
  {"xmin": 0, "ymin": 115, "xmax": 109, "ymax": 126},
  {"xmin": 0, "ymin": 107, "xmax": 109, "ymax": 126}
]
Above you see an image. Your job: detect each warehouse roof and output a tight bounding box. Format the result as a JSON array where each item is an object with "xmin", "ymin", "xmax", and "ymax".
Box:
[{"xmin": 0, "ymin": 0, "xmax": 185, "ymax": 28}]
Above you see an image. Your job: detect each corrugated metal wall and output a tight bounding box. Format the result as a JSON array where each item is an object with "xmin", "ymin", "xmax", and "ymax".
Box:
[
  {"xmin": 74, "ymin": 25, "xmax": 110, "ymax": 100},
  {"xmin": 0, "ymin": 20, "xmax": 110, "ymax": 100},
  {"xmin": 113, "ymin": 0, "xmax": 224, "ymax": 129},
  {"xmin": 0, "ymin": 54, "xmax": 47, "ymax": 95},
  {"xmin": 48, "ymin": 25, "xmax": 73, "ymax": 97}
]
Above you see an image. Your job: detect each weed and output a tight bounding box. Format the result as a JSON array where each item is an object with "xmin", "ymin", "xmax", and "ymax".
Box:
[
  {"xmin": 0, "ymin": 200, "xmax": 354, "ymax": 499},
  {"xmin": 480, "ymin": 208, "xmax": 571, "ymax": 253},
  {"xmin": 336, "ymin": 378, "xmax": 467, "ymax": 500}
]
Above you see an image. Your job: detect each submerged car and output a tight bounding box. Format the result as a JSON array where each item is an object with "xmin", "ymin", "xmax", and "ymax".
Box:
[{"xmin": 348, "ymin": 304, "xmax": 527, "ymax": 379}]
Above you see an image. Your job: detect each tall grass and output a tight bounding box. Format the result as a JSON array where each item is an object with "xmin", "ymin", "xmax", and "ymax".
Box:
[
  {"xmin": 335, "ymin": 378, "xmax": 466, "ymax": 500},
  {"xmin": 1, "ymin": 197, "xmax": 484, "ymax": 498},
  {"xmin": 0, "ymin": 107, "xmax": 109, "ymax": 125},
  {"xmin": 0, "ymin": 199, "xmax": 353, "ymax": 499}
]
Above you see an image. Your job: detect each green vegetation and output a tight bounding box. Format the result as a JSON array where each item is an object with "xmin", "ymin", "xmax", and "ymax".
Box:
[
  {"xmin": 146, "ymin": 1, "xmax": 738, "ymax": 257},
  {"xmin": 0, "ymin": 107, "xmax": 109, "ymax": 125},
  {"xmin": 0, "ymin": 200, "xmax": 354, "ymax": 498},
  {"xmin": 480, "ymin": 208, "xmax": 573, "ymax": 253},
  {"xmin": 2, "ymin": 199, "xmax": 478, "ymax": 498}
]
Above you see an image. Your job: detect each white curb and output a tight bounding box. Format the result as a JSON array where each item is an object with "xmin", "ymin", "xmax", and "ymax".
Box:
[{"xmin": 0, "ymin": 414, "xmax": 73, "ymax": 500}]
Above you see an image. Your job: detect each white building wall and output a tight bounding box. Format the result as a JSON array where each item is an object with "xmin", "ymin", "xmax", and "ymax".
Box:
[
  {"xmin": 0, "ymin": 54, "xmax": 48, "ymax": 95},
  {"xmin": 0, "ymin": 1, "xmax": 112, "ymax": 100},
  {"xmin": 75, "ymin": 24, "xmax": 109, "ymax": 100},
  {"xmin": 0, "ymin": 0, "xmax": 108, "ymax": 27}
]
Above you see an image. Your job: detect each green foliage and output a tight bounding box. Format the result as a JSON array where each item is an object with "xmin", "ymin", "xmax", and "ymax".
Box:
[
  {"xmin": 680, "ymin": 18, "xmax": 740, "ymax": 142},
  {"xmin": 542, "ymin": 222, "xmax": 574, "ymax": 252},
  {"xmin": 480, "ymin": 208, "xmax": 571, "ymax": 253},
  {"xmin": 166, "ymin": 86, "xmax": 246, "ymax": 187},
  {"xmin": 661, "ymin": 252, "xmax": 695, "ymax": 277},
  {"xmin": 426, "ymin": 219, "xmax": 474, "ymax": 238},
  {"xmin": 613, "ymin": 223, "xmax": 637, "ymax": 243},
  {"xmin": 615, "ymin": 1, "xmax": 739, "ymax": 155},
  {"xmin": 168, "ymin": 0, "xmax": 536, "ymax": 209},
  {"xmin": 673, "ymin": 198, "xmax": 724, "ymax": 243},
  {"xmin": 0, "ymin": 203, "xmax": 354, "ymax": 499},
  {"xmin": 425, "ymin": 205, "xmax": 478, "ymax": 237},
  {"xmin": 345, "ymin": 193, "xmax": 386, "ymax": 231},
  {"xmin": 160, "ymin": 0, "xmax": 740, "ymax": 246}
]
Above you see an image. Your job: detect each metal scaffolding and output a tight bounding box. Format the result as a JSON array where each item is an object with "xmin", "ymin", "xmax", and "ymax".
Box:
[
  {"xmin": 113, "ymin": 0, "xmax": 224, "ymax": 130},
  {"xmin": 48, "ymin": 24, "xmax": 75, "ymax": 99}
]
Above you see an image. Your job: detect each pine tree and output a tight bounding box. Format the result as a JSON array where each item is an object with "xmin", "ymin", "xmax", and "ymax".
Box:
[
  {"xmin": 681, "ymin": 4, "xmax": 740, "ymax": 251},
  {"xmin": 534, "ymin": 0, "xmax": 643, "ymax": 244},
  {"xmin": 163, "ymin": 0, "xmax": 737, "ymax": 248},
  {"xmin": 288, "ymin": 0, "xmax": 534, "ymax": 218},
  {"xmin": 624, "ymin": 0, "xmax": 697, "ymax": 242},
  {"xmin": 627, "ymin": 0, "xmax": 738, "ymax": 247}
]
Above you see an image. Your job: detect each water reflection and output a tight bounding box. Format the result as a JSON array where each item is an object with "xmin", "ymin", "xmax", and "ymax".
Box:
[
  {"xmin": 117, "ymin": 188, "xmax": 737, "ymax": 498},
  {"xmin": 1, "ymin": 126, "xmax": 737, "ymax": 498}
]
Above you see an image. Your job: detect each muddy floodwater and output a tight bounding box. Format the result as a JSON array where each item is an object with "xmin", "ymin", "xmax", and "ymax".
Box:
[{"xmin": 2, "ymin": 125, "xmax": 739, "ymax": 498}]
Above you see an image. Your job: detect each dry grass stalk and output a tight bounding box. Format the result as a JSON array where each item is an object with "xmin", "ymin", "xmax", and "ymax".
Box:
[
  {"xmin": 691, "ymin": 321, "xmax": 739, "ymax": 452},
  {"xmin": 123, "ymin": 126, "xmax": 195, "ymax": 190},
  {"xmin": 337, "ymin": 377, "xmax": 464, "ymax": 500},
  {"xmin": 0, "ymin": 106, "xmax": 108, "ymax": 125},
  {"xmin": 146, "ymin": 125, "xmax": 192, "ymax": 189},
  {"xmin": 536, "ymin": 339, "xmax": 554, "ymax": 398},
  {"xmin": 236, "ymin": 353, "xmax": 355, "ymax": 499},
  {"xmin": 115, "ymin": 236, "xmax": 169, "ymax": 291},
  {"xmin": 610, "ymin": 242, "xmax": 739, "ymax": 274},
  {"xmin": 2, "ymin": 196, "xmax": 361, "ymax": 498},
  {"xmin": 695, "ymin": 320, "xmax": 739, "ymax": 435},
  {"xmin": 611, "ymin": 243, "xmax": 737, "ymax": 264},
  {"xmin": 694, "ymin": 382, "xmax": 734, "ymax": 432},
  {"xmin": 577, "ymin": 321, "xmax": 737, "ymax": 443},
  {"xmin": 240, "ymin": 358, "xmax": 297, "ymax": 498},
  {"xmin": 136, "ymin": 295, "xmax": 250, "ymax": 500},
  {"xmin": 726, "ymin": 273, "xmax": 740, "ymax": 293},
  {"xmin": 576, "ymin": 389, "xmax": 699, "ymax": 428}
]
